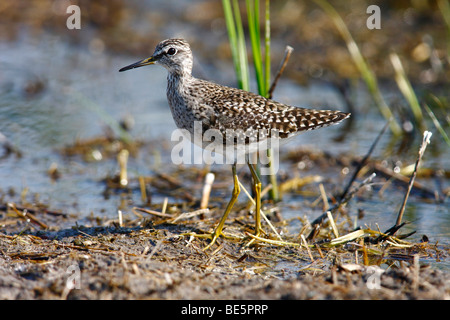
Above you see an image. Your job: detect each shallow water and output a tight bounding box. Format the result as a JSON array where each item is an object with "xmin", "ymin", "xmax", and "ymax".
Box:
[{"xmin": 0, "ymin": 34, "xmax": 448, "ymax": 249}]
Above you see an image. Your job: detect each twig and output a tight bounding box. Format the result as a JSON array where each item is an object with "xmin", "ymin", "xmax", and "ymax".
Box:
[
  {"xmin": 307, "ymin": 173, "xmax": 376, "ymax": 239},
  {"xmin": 147, "ymin": 239, "xmax": 163, "ymax": 260},
  {"xmin": 132, "ymin": 207, "xmax": 173, "ymax": 218},
  {"xmin": 340, "ymin": 119, "xmax": 390, "ymax": 201},
  {"xmin": 266, "ymin": 45, "xmax": 293, "ymax": 202},
  {"xmin": 8, "ymin": 202, "xmax": 48, "ymax": 229},
  {"xmin": 372, "ymin": 163, "xmax": 437, "ymax": 199},
  {"xmin": 157, "ymin": 173, "xmax": 183, "ymax": 188},
  {"xmin": 0, "ymin": 203, "xmax": 67, "ymax": 217},
  {"xmin": 315, "ymin": 244, "xmax": 325, "ymax": 259},
  {"xmin": 170, "ymin": 209, "xmax": 209, "ymax": 223},
  {"xmin": 268, "ymin": 45, "xmax": 294, "ymax": 99},
  {"xmin": 395, "ymin": 131, "xmax": 432, "ymax": 227},
  {"xmin": 301, "ymin": 234, "xmax": 315, "ymax": 262}
]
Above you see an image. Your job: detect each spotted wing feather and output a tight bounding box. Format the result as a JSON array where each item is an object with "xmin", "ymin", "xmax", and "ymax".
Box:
[{"xmin": 194, "ymin": 81, "xmax": 350, "ymax": 140}]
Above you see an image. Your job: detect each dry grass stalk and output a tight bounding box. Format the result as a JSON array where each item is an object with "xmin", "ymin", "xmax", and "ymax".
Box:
[
  {"xmin": 326, "ymin": 229, "xmax": 365, "ymax": 247},
  {"xmin": 268, "ymin": 45, "xmax": 294, "ymax": 99},
  {"xmin": 395, "ymin": 131, "xmax": 432, "ymax": 227},
  {"xmin": 389, "ymin": 52, "xmax": 424, "ymax": 125},
  {"xmin": 161, "ymin": 197, "xmax": 168, "ymax": 215},
  {"xmin": 309, "ymin": 172, "xmax": 376, "ymax": 236},
  {"xmin": 279, "ymin": 176, "xmax": 323, "ymax": 193},
  {"xmin": 362, "ymin": 242, "xmax": 369, "ymax": 266},
  {"xmin": 200, "ymin": 173, "xmax": 215, "ymax": 209},
  {"xmin": 246, "ymin": 233, "xmax": 299, "ymax": 247},
  {"xmin": 117, "ymin": 149, "xmax": 129, "ymax": 187},
  {"xmin": 118, "ymin": 210, "xmax": 123, "ymax": 227},
  {"xmin": 301, "ymin": 234, "xmax": 314, "ymax": 262},
  {"xmin": 170, "ymin": 209, "xmax": 209, "ymax": 223},
  {"xmin": 138, "ymin": 176, "xmax": 148, "ymax": 204},
  {"xmin": 8, "ymin": 202, "xmax": 48, "ymax": 229},
  {"xmin": 319, "ymin": 183, "xmax": 329, "ymax": 211},
  {"xmin": 326, "ymin": 211, "xmax": 339, "ymax": 238},
  {"xmin": 133, "ymin": 207, "xmax": 173, "ymax": 218},
  {"xmin": 315, "ymin": 244, "xmax": 325, "ymax": 259}
]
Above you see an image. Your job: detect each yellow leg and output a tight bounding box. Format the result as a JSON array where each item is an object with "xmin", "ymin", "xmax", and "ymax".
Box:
[
  {"xmin": 203, "ymin": 164, "xmax": 240, "ymax": 250},
  {"xmin": 247, "ymin": 162, "xmax": 262, "ymax": 237}
]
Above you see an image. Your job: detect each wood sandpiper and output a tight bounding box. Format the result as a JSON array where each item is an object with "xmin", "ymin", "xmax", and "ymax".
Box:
[{"xmin": 119, "ymin": 38, "xmax": 350, "ymax": 249}]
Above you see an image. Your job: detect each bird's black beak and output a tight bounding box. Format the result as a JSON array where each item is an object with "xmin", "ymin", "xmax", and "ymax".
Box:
[{"xmin": 119, "ymin": 56, "xmax": 157, "ymax": 72}]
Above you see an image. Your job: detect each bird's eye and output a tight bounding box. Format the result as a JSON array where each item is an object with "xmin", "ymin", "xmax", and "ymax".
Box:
[{"xmin": 167, "ymin": 48, "xmax": 177, "ymax": 55}]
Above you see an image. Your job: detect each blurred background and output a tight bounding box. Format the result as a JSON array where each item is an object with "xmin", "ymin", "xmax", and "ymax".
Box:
[{"xmin": 0, "ymin": 1, "xmax": 448, "ymax": 246}]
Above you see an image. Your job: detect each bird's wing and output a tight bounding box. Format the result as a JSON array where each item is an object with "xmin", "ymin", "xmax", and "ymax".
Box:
[{"xmin": 200, "ymin": 83, "xmax": 349, "ymax": 139}]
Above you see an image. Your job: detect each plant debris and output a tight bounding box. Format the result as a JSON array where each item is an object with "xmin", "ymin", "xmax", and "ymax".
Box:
[{"xmin": 1, "ymin": 174, "xmax": 449, "ymax": 300}]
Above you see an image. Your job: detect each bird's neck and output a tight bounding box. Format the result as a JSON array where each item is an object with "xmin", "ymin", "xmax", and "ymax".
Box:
[
  {"xmin": 167, "ymin": 70, "xmax": 193, "ymax": 93},
  {"xmin": 166, "ymin": 70, "xmax": 196, "ymax": 132}
]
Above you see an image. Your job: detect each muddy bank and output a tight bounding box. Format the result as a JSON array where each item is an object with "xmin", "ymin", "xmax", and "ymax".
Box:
[{"xmin": 1, "ymin": 213, "xmax": 449, "ymax": 300}]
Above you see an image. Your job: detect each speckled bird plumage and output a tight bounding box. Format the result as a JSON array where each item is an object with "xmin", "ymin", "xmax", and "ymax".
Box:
[
  {"xmin": 120, "ymin": 38, "xmax": 350, "ymax": 150},
  {"xmin": 119, "ymin": 38, "xmax": 351, "ymax": 249}
]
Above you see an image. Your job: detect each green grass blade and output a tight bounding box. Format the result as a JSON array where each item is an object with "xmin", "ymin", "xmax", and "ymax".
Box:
[
  {"xmin": 233, "ymin": 0, "xmax": 250, "ymax": 91},
  {"xmin": 222, "ymin": 0, "xmax": 238, "ymax": 74},
  {"xmin": 389, "ymin": 52, "xmax": 424, "ymax": 126},
  {"xmin": 264, "ymin": 0, "xmax": 271, "ymax": 97},
  {"xmin": 313, "ymin": 0, "xmax": 402, "ymax": 136},
  {"xmin": 223, "ymin": 0, "xmax": 279, "ymax": 201},
  {"xmin": 222, "ymin": 0, "xmax": 250, "ymax": 90},
  {"xmin": 246, "ymin": 0, "xmax": 265, "ymax": 95},
  {"xmin": 424, "ymin": 104, "xmax": 450, "ymax": 147},
  {"xmin": 427, "ymin": 94, "xmax": 450, "ymax": 126}
]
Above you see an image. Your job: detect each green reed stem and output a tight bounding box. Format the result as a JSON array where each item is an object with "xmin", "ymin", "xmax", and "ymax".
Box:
[
  {"xmin": 264, "ymin": 0, "xmax": 271, "ymax": 95},
  {"xmin": 223, "ymin": 0, "xmax": 280, "ymax": 201},
  {"xmin": 222, "ymin": 0, "xmax": 250, "ymax": 91},
  {"xmin": 246, "ymin": 0, "xmax": 265, "ymax": 95}
]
